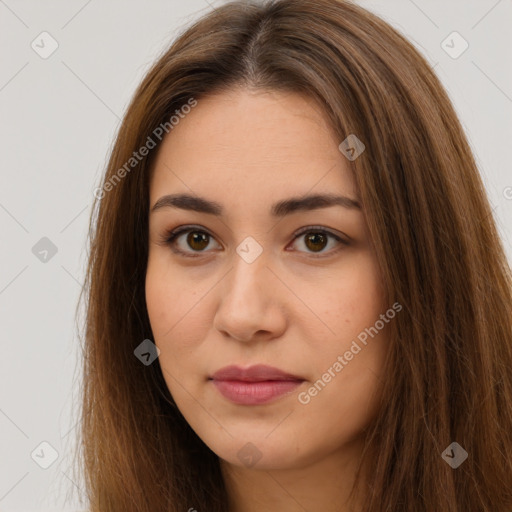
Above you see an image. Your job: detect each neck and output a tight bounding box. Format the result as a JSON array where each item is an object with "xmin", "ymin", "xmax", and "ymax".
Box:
[{"xmin": 220, "ymin": 436, "xmax": 368, "ymax": 512}]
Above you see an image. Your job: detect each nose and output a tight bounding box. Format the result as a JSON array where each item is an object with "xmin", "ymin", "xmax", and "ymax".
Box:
[{"xmin": 213, "ymin": 248, "xmax": 287, "ymax": 343}]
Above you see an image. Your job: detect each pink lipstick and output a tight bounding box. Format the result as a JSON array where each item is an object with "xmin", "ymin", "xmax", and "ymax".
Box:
[{"xmin": 209, "ymin": 364, "xmax": 304, "ymax": 405}]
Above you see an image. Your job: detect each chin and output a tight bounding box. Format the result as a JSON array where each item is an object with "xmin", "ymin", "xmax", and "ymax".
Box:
[{"xmin": 204, "ymin": 433, "xmax": 311, "ymax": 471}]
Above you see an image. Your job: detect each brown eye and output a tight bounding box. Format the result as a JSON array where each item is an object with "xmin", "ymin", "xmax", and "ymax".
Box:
[
  {"xmin": 162, "ymin": 226, "xmax": 221, "ymax": 257},
  {"xmin": 186, "ymin": 231, "xmax": 210, "ymax": 251},
  {"xmin": 290, "ymin": 227, "xmax": 349, "ymax": 257},
  {"xmin": 304, "ymin": 232, "xmax": 328, "ymax": 252},
  {"xmin": 162, "ymin": 225, "xmax": 348, "ymax": 259}
]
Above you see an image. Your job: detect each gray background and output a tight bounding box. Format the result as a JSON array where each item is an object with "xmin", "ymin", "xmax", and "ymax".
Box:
[{"xmin": 1, "ymin": 0, "xmax": 511, "ymax": 510}]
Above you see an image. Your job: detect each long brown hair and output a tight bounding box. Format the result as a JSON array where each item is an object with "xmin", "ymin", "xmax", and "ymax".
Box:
[{"xmin": 72, "ymin": 0, "xmax": 512, "ymax": 510}]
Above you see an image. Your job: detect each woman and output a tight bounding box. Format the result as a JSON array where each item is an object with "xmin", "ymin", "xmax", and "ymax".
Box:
[{"xmin": 74, "ymin": 0, "xmax": 512, "ymax": 510}]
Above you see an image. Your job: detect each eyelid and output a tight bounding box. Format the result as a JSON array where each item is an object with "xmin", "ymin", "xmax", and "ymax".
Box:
[{"xmin": 159, "ymin": 224, "xmax": 349, "ymax": 258}]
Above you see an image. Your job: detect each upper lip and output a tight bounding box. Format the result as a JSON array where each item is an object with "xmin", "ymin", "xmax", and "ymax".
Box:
[{"xmin": 210, "ymin": 364, "xmax": 304, "ymax": 382}]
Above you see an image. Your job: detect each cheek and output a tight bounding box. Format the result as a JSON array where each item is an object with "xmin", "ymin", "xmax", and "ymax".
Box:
[
  {"xmin": 304, "ymin": 252, "xmax": 385, "ymax": 343},
  {"xmin": 145, "ymin": 257, "xmax": 213, "ymax": 381},
  {"xmin": 145, "ymin": 266, "xmax": 172, "ymax": 337},
  {"xmin": 145, "ymin": 269, "xmax": 193, "ymax": 404},
  {"xmin": 297, "ymin": 252, "xmax": 388, "ymax": 411},
  {"xmin": 145, "ymin": 254, "xmax": 202, "ymax": 338}
]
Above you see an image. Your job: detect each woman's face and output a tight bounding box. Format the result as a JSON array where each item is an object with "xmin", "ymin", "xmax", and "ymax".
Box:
[{"xmin": 146, "ymin": 88, "xmax": 391, "ymax": 470}]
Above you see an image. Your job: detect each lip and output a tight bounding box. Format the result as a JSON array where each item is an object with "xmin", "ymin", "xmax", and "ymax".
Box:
[
  {"xmin": 209, "ymin": 365, "xmax": 304, "ymax": 405},
  {"xmin": 211, "ymin": 364, "xmax": 303, "ymax": 382}
]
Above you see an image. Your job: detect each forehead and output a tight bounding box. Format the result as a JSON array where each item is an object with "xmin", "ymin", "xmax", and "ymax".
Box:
[{"xmin": 149, "ymin": 88, "xmax": 357, "ymax": 207}]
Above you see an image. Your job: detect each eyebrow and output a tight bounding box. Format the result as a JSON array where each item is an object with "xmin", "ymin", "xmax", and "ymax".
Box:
[{"xmin": 150, "ymin": 192, "xmax": 361, "ymax": 217}]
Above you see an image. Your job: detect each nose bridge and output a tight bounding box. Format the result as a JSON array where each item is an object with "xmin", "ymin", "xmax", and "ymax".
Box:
[
  {"xmin": 213, "ymin": 239, "xmax": 282, "ymax": 341},
  {"xmin": 225, "ymin": 241, "xmax": 270, "ymax": 305}
]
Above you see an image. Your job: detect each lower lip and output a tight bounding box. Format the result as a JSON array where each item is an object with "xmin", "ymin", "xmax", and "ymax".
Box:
[{"xmin": 211, "ymin": 379, "xmax": 303, "ymax": 405}]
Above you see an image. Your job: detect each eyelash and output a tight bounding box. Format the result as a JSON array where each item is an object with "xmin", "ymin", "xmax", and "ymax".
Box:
[{"xmin": 158, "ymin": 225, "xmax": 349, "ymax": 259}]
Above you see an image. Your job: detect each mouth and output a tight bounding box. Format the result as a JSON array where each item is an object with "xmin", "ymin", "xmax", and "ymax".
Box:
[{"xmin": 209, "ymin": 364, "xmax": 305, "ymax": 405}]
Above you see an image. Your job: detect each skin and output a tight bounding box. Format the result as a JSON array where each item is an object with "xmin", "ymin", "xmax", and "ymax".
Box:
[{"xmin": 146, "ymin": 87, "xmax": 391, "ymax": 512}]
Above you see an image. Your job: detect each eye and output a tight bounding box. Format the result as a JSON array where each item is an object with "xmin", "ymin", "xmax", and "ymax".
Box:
[
  {"xmin": 288, "ymin": 226, "xmax": 349, "ymax": 257},
  {"xmin": 158, "ymin": 224, "xmax": 349, "ymax": 258},
  {"xmin": 160, "ymin": 225, "xmax": 221, "ymax": 258}
]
